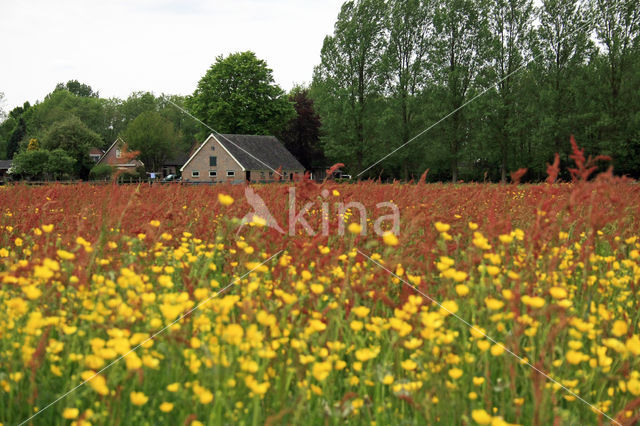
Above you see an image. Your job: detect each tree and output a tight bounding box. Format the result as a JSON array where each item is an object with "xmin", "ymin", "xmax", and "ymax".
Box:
[
  {"xmin": 484, "ymin": 0, "xmax": 535, "ymax": 181},
  {"xmin": 27, "ymin": 138, "xmax": 40, "ymax": 151},
  {"xmin": 187, "ymin": 51, "xmax": 294, "ymax": 135},
  {"xmin": 312, "ymin": 0, "xmax": 389, "ymax": 175},
  {"xmin": 43, "ymin": 116, "xmax": 101, "ymax": 178},
  {"xmin": 11, "ymin": 149, "xmax": 50, "ymax": 180},
  {"xmin": 7, "ymin": 117, "xmax": 26, "ymax": 159},
  {"xmin": 123, "ymin": 111, "xmax": 178, "ymax": 172},
  {"xmin": 382, "ymin": 0, "xmax": 433, "ymax": 180},
  {"xmin": 45, "ymin": 149, "xmax": 76, "ymax": 179},
  {"xmin": 278, "ymin": 88, "xmax": 325, "ymax": 170},
  {"xmin": 589, "ymin": 0, "xmax": 640, "ymax": 175},
  {"xmin": 533, "ymin": 0, "xmax": 592, "ymax": 161},
  {"xmin": 430, "ymin": 0, "xmax": 491, "ymax": 182},
  {"xmin": 55, "ymin": 80, "xmax": 98, "ymax": 98}
]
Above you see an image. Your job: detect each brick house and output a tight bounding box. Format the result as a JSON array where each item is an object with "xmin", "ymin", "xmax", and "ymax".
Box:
[
  {"xmin": 88, "ymin": 147, "xmax": 104, "ymax": 163},
  {"xmin": 180, "ymin": 134, "xmax": 304, "ymax": 183},
  {"xmin": 96, "ymin": 138, "xmax": 144, "ymax": 171}
]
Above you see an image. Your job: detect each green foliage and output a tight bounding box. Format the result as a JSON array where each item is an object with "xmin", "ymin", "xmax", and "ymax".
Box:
[
  {"xmin": 312, "ymin": 0, "xmax": 389, "ymax": 175},
  {"xmin": 43, "ymin": 116, "xmax": 101, "ymax": 178},
  {"xmin": 45, "ymin": 149, "xmax": 76, "ymax": 179},
  {"xmin": 55, "ymin": 80, "xmax": 98, "ymax": 98},
  {"xmin": 187, "ymin": 51, "xmax": 295, "ymax": 136},
  {"xmin": 7, "ymin": 118, "xmax": 26, "ymax": 160},
  {"xmin": 89, "ymin": 163, "xmax": 114, "ymax": 180},
  {"xmin": 11, "ymin": 149, "xmax": 50, "ymax": 180},
  {"xmin": 123, "ymin": 111, "xmax": 178, "ymax": 172}
]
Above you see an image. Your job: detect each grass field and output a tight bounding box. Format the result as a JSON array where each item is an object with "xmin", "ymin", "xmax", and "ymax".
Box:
[{"xmin": 2, "ymin": 167, "xmax": 640, "ymax": 425}]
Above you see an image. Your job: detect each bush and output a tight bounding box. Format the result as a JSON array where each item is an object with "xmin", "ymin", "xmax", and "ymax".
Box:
[{"xmin": 89, "ymin": 164, "xmax": 113, "ymax": 180}]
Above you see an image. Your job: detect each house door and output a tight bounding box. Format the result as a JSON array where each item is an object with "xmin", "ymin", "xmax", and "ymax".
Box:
[{"xmin": 245, "ymin": 171, "xmax": 250, "ymax": 182}]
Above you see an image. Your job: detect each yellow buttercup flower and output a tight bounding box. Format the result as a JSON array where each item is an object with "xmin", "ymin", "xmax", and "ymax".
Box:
[
  {"xmin": 130, "ymin": 391, "xmax": 148, "ymax": 406},
  {"xmin": 218, "ymin": 193, "xmax": 234, "ymax": 206},
  {"xmin": 62, "ymin": 408, "xmax": 79, "ymax": 419},
  {"xmin": 159, "ymin": 402, "xmax": 174, "ymax": 412},
  {"xmin": 382, "ymin": 232, "xmax": 399, "ymax": 246}
]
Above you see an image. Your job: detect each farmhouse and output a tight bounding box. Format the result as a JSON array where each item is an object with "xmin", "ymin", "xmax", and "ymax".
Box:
[
  {"xmin": 181, "ymin": 133, "xmax": 304, "ymax": 183},
  {"xmin": 96, "ymin": 138, "xmax": 144, "ymax": 171}
]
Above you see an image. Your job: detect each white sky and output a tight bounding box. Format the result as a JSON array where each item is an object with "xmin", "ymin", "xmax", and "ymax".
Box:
[{"xmin": 0, "ymin": 0, "xmax": 345, "ymax": 110}]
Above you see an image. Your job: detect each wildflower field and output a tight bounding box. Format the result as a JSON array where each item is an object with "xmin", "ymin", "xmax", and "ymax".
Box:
[{"xmin": 2, "ymin": 161, "xmax": 640, "ymax": 425}]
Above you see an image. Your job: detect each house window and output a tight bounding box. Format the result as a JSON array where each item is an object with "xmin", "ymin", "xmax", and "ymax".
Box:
[
  {"xmin": 269, "ymin": 172, "xmax": 273, "ymax": 177},
  {"xmin": 209, "ymin": 170, "xmax": 217, "ymax": 178},
  {"xmin": 192, "ymin": 170, "xmax": 200, "ymax": 178},
  {"xmin": 260, "ymin": 172, "xmax": 265, "ymax": 179},
  {"xmin": 116, "ymin": 149, "xmax": 121, "ymax": 158},
  {"xmin": 209, "ymin": 156, "xmax": 217, "ymax": 167},
  {"xmin": 211, "ymin": 145, "xmax": 215, "ymax": 151},
  {"xmin": 227, "ymin": 170, "xmax": 235, "ymax": 177}
]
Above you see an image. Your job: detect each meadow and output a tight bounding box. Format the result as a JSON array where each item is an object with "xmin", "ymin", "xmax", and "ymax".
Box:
[{"xmin": 1, "ymin": 158, "xmax": 640, "ymax": 425}]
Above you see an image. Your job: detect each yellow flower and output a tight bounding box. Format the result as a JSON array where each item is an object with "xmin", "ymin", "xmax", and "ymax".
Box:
[
  {"xmin": 628, "ymin": 378, "xmax": 640, "ymax": 396},
  {"xmin": 626, "ymin": 336, "xmax": 640, "ymax": 355},
  {"xmin": 456, "ymin": 284, "xmax": 470, "ymax": 296},
  {"xmin": 484, "ymin": 298, "xmax": 504, "ymax": 311},
  {"xmin": 521, "ymin": 295, "xmax": 545, "ymax": 308},
  {"xmin": 435, "ymin": 221, "xmax": 450, "ymax": 232},
  {"xmin": 62, "ymin": 408, "xmax": 79, "ymax": 419},
  {"xmin": 56, "ymin": 249, "xmax": 75, "ymax": 260},
  {"xmin": 566, "ymin": 350, "xmax": 585, "ymax": 365},
  {"xmin": 348, "ymin": 223, "xmax": 362, "ymax": 234},
  {"xmin": 612, "ymin": 320, "xmax": 628, "ymax": 337},
  {"xmin": 352, "ymin": 306, "xmax": 370, "ymax": 318},
  {"xmin": 81, "ymin": 371, "xmax": 109, "ymax": 396},
  {"xmin": 350, "ymin": 320, "xmax": 363, "ymax": 331},
  {"xmin": 312, "ymin": 361, "xmax": 332, "ymax": 381},
  {"xmin": 22, "ymin": 285, "xmax": 42, "ymax": 300},
  {"xmin": 401, "ymin": 359, "xmax": 417, "ymax": 371},
  {"xmin": 355, "ymin": 347, "xmax": 379, "ymax": 362},
  {"xmin": 218, "ymin": 193, "xmax": 234, "ymax": 206},
  {"xmin": 448, "ymin": 368, "xmax": 463, "ymax": 379},
  {"xmin": 15, "ymin": 237, "xmax": 23, "ymax": 247},
  {"xmin": 130, "ymin": 391, "xmax": 148, "ymax": 406},
  {"xmin": 490, "ymin": 344, "xmax": 505, "ymax": 356},
  {"xmin": 167, "ymin": 383, "xmax": 180, "ymax": 392},
  {"xmin": 149, "ymin": 220, "xmax": 160, "ymax": 227},
  {"xmin": 440, "ymin": 300, "xmax": 458, "ymax": 316},
  {"xmin": 485, "ymin": 265, "xmax": 500, "ymax": 276},
  {"xmin": 159, "ymin": 402, "xmax": 174, "ymax": 412},
  {"xmin": 471, "ymin": 409, "xmax": 493, "ymax": 425},
  {"xmin": 549, "ymin": 287, "xmax": 567, "ymax": 299},
  {"xmin": 468, "ymin": 222, "xmax": 479, "ymax": 230},
  {"xmin": 332, "ymin": 189, "xmax": 340, "ymax": 196},
  {"xmin": 382, "ymin": 232, "xmax": 399, "ymax": 246},
  {"xmin": 382, "ymin": 374, "xmax": 394, "ymax": 385},
  {"xmin": 473, "ymin": 377, "xmax": 485, "ymax": 386}
]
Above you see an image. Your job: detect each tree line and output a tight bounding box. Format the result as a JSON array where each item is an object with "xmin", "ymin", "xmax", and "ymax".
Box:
[
  {"xmin": 1, "ymin": 0, "xmax": 638, "ymax": 182},
  {"xmin": 0, "ymin": 52, "xmax": 321, "ymax": 181},
  {"xmin": 312, "ymin": 0, "xmax": 640, "ymax": 181}
]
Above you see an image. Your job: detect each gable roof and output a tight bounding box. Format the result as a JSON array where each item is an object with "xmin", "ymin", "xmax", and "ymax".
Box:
[
  {"xmin": 180, "ymin": 133, "xmax": 304, "ymax": 173},
  {"xmin": 218, "ymin": 134, "xmax": 304, "ymax": 171},
  {"xmin": 97, "ymin": 137, "xmax": 124, "ymax": 164},
  {"xmin": 97, "ymin": 138, "xmax": 143, "ymax": 167}
]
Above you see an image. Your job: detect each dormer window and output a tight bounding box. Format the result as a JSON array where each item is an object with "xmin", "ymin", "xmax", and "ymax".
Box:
[{"xmin": 116, "ymin": 149, "xmax": 121, "ymax": 158}]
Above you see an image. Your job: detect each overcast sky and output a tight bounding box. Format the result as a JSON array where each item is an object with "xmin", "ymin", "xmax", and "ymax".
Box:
[{"xmin": 0, "ymin": 0, "xmax": 345, "ymax": 110}]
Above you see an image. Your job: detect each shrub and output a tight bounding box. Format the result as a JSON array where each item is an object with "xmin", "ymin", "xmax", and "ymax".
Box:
[{"xmin": 89, "ymin": 163, "xmax": 113, "ymax": 180}]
